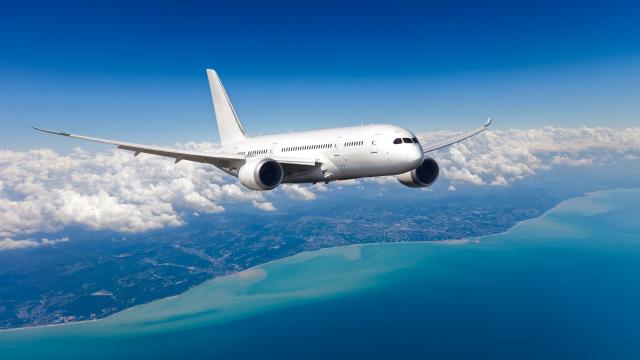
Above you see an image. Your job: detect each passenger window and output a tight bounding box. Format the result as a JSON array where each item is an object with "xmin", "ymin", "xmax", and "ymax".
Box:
[
  {"xmin": 393, "ymin": 138, "xmax": 402, "ymax": 144},
  {"xmin": 402, "ymin": 138, "xmax": 412, "ymax": 143}
]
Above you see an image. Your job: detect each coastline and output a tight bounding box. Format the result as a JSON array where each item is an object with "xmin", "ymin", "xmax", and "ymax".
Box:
[{"xmin": 1, "ymin": 187, "xmax": 636, "ymax": 333}]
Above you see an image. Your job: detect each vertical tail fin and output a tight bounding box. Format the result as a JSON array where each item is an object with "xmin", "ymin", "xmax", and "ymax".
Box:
[{"xmin": 206, "ymin": 69, "xmax": 247, "ymax": 145}]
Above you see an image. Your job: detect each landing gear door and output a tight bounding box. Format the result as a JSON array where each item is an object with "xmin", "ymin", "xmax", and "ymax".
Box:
[{"xmin": 370, "ymin": 134, "xmax": 381, "ymax": 153}]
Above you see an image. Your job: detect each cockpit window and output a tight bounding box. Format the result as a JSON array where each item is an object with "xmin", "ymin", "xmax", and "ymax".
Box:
[
  {"xmin": 412, "ymin": 137, "xmax": 419, "ymax": 143},
  {"xmin": 393, "ymin": 138, "xmax": 402, "ymax": 144},
  {"xmin": 402, "ymin": 138, "xmax": 413, "ymax": 143}
]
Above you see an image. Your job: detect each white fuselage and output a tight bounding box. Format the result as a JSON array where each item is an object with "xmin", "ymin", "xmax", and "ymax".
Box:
[{"xmin": 221, "ymin": 124, "xmax": 424, "ymax": 183}]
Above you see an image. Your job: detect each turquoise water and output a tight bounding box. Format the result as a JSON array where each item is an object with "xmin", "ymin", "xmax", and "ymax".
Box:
[{"xmin": 1, "ymin": 189, "xmax": 640, "ymax": 359}]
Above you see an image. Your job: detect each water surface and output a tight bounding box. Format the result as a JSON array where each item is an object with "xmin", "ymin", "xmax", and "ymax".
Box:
[{"xmin": 1, "ymin": 189, "xmax": 639, "ymax": 359}]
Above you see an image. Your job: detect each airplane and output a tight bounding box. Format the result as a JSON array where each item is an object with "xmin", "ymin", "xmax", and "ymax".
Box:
[{"xmin": 34, "ymin": 69, "xmax": 491, "ymax": 191}]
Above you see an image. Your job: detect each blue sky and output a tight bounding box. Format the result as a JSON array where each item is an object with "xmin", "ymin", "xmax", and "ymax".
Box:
[{"xmin": 1, "ymin": 0, "xmax": 639, "ymax": 151}]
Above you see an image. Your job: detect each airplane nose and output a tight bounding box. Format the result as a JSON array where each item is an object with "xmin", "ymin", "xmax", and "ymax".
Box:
[{"xmin": 406, "ymin": 146, "xmax": 424, "ymax": 168}]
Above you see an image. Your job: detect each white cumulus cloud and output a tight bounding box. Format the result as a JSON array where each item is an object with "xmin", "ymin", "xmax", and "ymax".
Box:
[
  {"xmin": 280, "ymin": 184, "xmax": 317, "ymax": 200},
  {"xmin": 0, "ymin": 126, "xmax": 638, "ymax": 244},
  {"xmin": 0, "ymin": 237, "xmax": 69, "ymax": 251},
  {"xmin": 418, "ymin": 126, "xmax": 640, "ymax": 187},
  {"xmin": 0, "ymin": 145, "xmax": 274, "ymax": 240}
]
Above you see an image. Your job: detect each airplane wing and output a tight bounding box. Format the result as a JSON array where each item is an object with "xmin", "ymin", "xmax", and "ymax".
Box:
[
  {"xmin": 422, "ymin": 118, "xmax": 492, "ymax": 154},
  {"xmin": 32, "ymin": 127, "xmax": 317, "ymax": 168}
]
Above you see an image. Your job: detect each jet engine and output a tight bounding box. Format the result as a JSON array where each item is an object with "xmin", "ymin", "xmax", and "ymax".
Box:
[
  {"xmin": 238, "ymin": 158, "xmax": 284, "ymax": 191},
  {"xmin": 396, "ymin": 157, "xmax": 440, "ymax": 188}
]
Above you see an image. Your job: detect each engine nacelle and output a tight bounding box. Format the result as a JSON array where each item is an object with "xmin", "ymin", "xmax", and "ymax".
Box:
[
  {"xmin": 396, "ymin": 157, "xmax": 440, "ymax": 188},
  {"xmin": 238, "ymin": 158, "xmax": 284, "ymax": 191}
]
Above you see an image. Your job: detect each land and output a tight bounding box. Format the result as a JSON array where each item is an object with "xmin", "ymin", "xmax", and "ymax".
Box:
[{"xmin": 1, "ymin": 162, "xmax": 638, "ymax": 329}]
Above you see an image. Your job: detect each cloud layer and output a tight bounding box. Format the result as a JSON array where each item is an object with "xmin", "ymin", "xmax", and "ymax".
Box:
[
  {"xmin": 419, "ymin": 126, "xmax": 640, "ymax": 187},
  {"xmin": 0, "ymin": 126, "xmax": 638, "ymax": 247},
  {"xmin": 0, "ymin": 142, "xmax": 272, "ymax": 244}
]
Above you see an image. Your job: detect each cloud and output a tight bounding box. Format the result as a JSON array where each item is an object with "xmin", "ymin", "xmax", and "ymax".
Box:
[
  {"xmin": 280, "ymin": 184, "xmax": 317, "ymax": 200},
  {"xmin": 0, "ymin": 126, "xmax": 638, "ymax": 243},
  {"xmin": 490, "ymin": 176, "xmax": 508, "ymax": 186},
  {"xmin": 252, "ymin": 200, "xmax": 276, "ymax": 211},
  {"xmin": 442, "ymin": 167, "xmax": 485, "ymax": 185},
  {"xmin": 550, "ymin": 155, "xmax": 593, "ymax": 167},
  {"xmin": 0, "ymin": 145, "xmax": 274, "ymax": 240},
  {"xmin": 0, "ymin": 237, "xmax": 69, "ymax": 251},
  {"xmin": 418, "ymin": 126, "xmax": 640, "ymax": 187}
]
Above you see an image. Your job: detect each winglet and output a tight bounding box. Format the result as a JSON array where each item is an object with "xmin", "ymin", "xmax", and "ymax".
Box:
[
  {"xmin": 32, "ymin": 127, "xmax": 71, "ymax": 137},
  {"xmin": 484, "ymin": 117, "xmax": 492, "ymax": 128}
]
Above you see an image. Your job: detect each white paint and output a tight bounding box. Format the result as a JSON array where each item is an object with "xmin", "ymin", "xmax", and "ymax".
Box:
[{"xmin": 33, "ymin": 70, "xmax": 491, "ymax": 191}]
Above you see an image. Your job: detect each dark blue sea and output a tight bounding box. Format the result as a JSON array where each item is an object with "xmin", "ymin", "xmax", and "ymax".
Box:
[{"xmin": 1, "ymin": 189, "xmax": 639, "ymax": 359}]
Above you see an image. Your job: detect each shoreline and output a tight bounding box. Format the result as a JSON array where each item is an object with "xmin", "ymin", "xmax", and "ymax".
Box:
[{"xmin": 2, "ymin": 187, "xmax": 635, "ymax": 333}]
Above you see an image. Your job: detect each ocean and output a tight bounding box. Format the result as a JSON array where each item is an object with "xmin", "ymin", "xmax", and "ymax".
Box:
[{"xmin": 1, "ymin": 188, "xmax": 639, "ymax": 359}]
